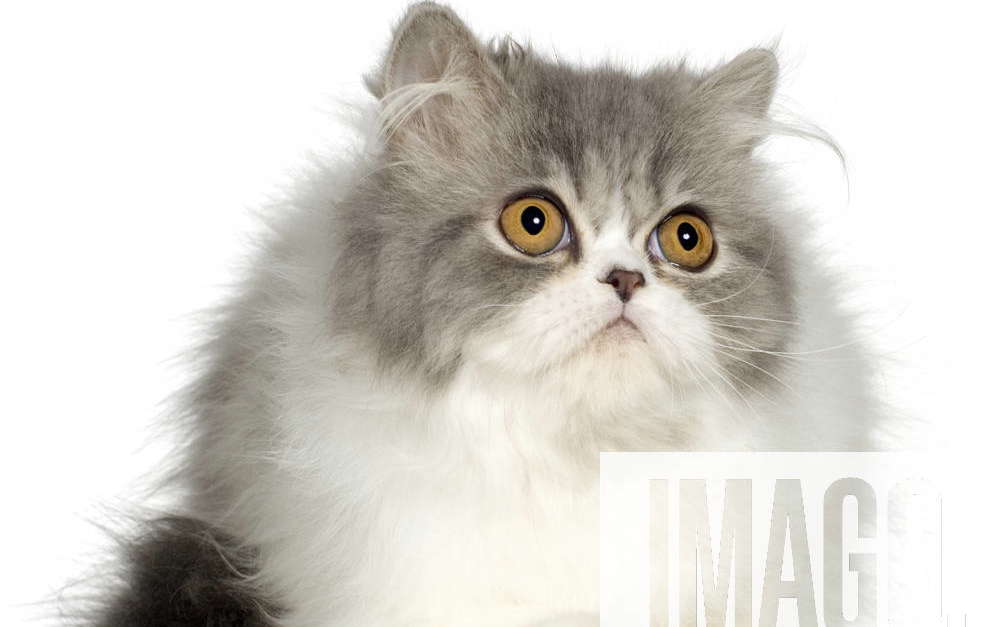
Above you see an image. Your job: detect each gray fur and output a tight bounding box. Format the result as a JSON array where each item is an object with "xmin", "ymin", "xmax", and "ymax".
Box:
[
  {"xmin": 84, "ymin": 3, "xmax": 874, "ymax": 625},
  {"xmin": 336, "ymin": 3, "xmax": 793, "ymax": 389},
  {"xmin": 89, "ymin": 517, "xmax": 278, "ymax": 627}
]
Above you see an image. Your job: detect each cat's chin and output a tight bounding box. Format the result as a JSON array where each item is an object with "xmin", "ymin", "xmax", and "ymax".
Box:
[
  {"xmin": 579, "ymin": 308, "xmax": 655, "ymax": 354},
  {"xmin": 562, "ymin": 326, "xmax": 664, "ymax": 385},
  {"xmin": 597, "ymin": 315, "xmax": 644, "ymax": 339},
  {"xmin": 587, "ymin": 317, "xmax": 647, "ymax": 354}
]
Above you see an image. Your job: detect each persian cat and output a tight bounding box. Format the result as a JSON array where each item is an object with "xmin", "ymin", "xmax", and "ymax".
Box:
[{"xmin": 88, "ymin": 3, "xmax": 881, "ymax": 626}]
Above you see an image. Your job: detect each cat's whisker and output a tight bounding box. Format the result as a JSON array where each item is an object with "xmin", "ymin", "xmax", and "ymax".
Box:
[
  {"xmin": 707, "ymin": 331, "xmax": 776, "ymax": 353},
  {"xmin": 684, "ymin": 361, "xmax": 733, "ymax": 415},
  {"xmin": 706, "ymin": 330, "xmax": 866, "ymax": 360},
  {"xmin": 649, "ymin": 324, "xmax": 705, "ymax": 416},
  {"xmin": 682, "ymin": 342, "xmax": 758, "ymax": 420},
  {"xmin": 710, "ymin": 322, "xmax": 765, "ymax": 333},
  {"xmin": 708, "ymin": 329, "xmax": 830, "ymax": 357},
  {"xmin": 703, "ymin": 339, "xmax": 813, "ymax": 361},
  {"xmin": 705, "ymin": 314, "xmax": 800, "ymax": 325},
  {"xmin": 718, "ymin": 363, "xmax": 779, "ymax": 406},
  {"xmin": 703, "ymin": 358, "xmax": 763, "ymax": 416},
  {"xmin": 676, "ymin": 331, "xmax": 783, "ymax": 412},
  {"xmin": 641, "ymin": 330, "xmax": 684, "ymax": 417},
  {"xmin": 711, "ymin": 345, "xmax": 795, "ymax": 392},
  {"xmin": 713, "ymin": 363, "xmax": 767, "ymax": 420},
  {"xmin": 694, "ymin": 226, "xmax": 775, "ymax": 309},
  {"xmin": 714, "ymin": 298, "xmax": 916, "ymax": 362},
  {"xmin": 468, "ymin": 303, "xmax": 520, "ymax": 313},
  {"xmin": 668, "ymin": 340, "xmax": 715, "ymax": 395}
]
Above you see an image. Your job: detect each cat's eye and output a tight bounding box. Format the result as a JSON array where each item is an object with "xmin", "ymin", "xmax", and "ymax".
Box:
[
  {"xmin": 649, "ymin": 212, "xmax": 715, "ymax": 269},
  {"xmin": 499, "ymin": 196, "xmax": 569, "ymax": 256}
]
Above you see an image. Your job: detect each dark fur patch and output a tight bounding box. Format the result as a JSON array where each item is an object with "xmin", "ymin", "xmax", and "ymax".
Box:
[{"xmin": 93, "ymin": 516, "xmax": 278, "ymax": 627}]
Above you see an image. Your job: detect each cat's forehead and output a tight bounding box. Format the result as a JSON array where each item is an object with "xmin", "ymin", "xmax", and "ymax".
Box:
[
  {"xmin": 505, "ymin": 62, "xmax": 706, "ymax": 229},
  {"xmin": 516, "ymin": 65, "xmax": 682, "ymax": 164},
  {"xmin": 537, "ymin": 148, "xmax": 693, "ymax": 239}
]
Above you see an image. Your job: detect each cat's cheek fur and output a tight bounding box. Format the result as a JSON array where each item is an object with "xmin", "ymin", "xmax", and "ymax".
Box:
[{"xmin": 464, "ymin": 234, "xmax": 717, "ymax": 433}]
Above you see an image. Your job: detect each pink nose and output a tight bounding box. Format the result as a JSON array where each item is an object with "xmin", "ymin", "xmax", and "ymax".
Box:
[{"xmin": 601, "ymin": 269, "xmax": 645, "ymax": 303}]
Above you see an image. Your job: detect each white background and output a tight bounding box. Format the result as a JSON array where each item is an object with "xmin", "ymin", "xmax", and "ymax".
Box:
[{"xmin": 1, "ymin": 1, "xmax": 997, "ymax": 624}]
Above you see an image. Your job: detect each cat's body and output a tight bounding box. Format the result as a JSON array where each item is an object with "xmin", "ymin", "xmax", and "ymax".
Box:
[{"xmin": 93, "ymin": 3, "xmax": 881, "ymax": 626}]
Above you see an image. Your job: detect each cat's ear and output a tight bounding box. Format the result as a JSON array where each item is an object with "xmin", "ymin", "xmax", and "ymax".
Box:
[
  {"xmin": 696, "ymin": 48, "xmax": 778, "ymax": 117},
  {"xmin": 366, "ymin": 3, "xmax": 503, "ymax": 146}
]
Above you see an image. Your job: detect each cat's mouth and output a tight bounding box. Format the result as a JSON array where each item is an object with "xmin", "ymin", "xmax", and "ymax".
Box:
[{"xmin": 599, "ymin": 314, "xmax": 643, "ymax": 339}]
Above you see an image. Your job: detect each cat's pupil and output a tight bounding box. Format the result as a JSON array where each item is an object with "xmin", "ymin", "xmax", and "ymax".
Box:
[
  {"xmin": 677, "ymin": 222, "xmax": 698, "ymax": 251},
  {"xmin": 521, "ymin": 206, "xmax": 545, "ymax": 236}
]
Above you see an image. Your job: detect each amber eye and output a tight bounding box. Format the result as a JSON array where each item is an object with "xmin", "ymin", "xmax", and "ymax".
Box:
[
  {"xmin": 650, "ymin": 212, "xmax": 715, "ymax": 269},
  {"xmin": 499, "ymin": 196, "xmax": 568, "ymax": 256}
]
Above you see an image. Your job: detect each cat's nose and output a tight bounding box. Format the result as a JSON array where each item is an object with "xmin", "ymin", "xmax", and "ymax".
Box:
[{"xmin": 600, "ymin": 268, "xmax": 646, "ymax": 303}]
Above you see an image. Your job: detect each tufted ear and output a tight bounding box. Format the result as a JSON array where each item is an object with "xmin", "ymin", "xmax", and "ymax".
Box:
[
  {"xmin": 368, "ymin": 3, "xmax": 488, "ymax": 96},
  {"xmin": 366, "ymin": 2, "xmax": 503, "ymax": 147},
  {"xmin": 696, "ymin": 48, "xmax": 779, "ymax": 117}
]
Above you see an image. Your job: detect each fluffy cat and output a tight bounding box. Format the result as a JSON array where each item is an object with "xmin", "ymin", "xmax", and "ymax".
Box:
[{"xmin": 89, "ymin": 3, "xmax": 882, "ymax": 626}]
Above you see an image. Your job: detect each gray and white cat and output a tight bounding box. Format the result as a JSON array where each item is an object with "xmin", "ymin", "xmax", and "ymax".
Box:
[{"xmin": 93, "ymin": 3, "xmax": 881, "ymax": 626}]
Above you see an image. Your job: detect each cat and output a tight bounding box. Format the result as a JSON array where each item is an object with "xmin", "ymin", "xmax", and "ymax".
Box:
[{"xmin": 87, "ymin": 2, "xmax": 882, "ymax": 626}]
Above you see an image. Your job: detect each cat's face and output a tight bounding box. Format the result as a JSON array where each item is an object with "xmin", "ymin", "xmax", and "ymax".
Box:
[{"xmin": 333, "ymin": 5, "xmax": 795, "ymax": 415}]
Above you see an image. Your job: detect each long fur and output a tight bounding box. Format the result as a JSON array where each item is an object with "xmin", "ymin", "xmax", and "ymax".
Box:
[
  {"xmin": 64, "ymin": 516, "xmax": 278, "ymax": 627},
  {"xmin": 81, "ymin": 3, "xmax": 885, "ymax": 626}
]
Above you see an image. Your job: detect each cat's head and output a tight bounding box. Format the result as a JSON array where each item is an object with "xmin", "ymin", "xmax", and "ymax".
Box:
[{"xmin": 333, "ymin": 3, "xmax": 796, "ymax": 419}]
